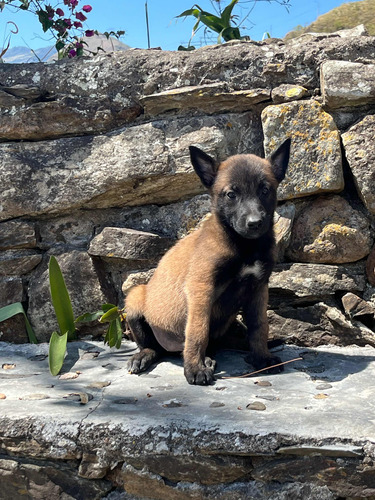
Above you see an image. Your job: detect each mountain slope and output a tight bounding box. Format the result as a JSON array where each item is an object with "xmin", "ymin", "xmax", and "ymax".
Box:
[
  {"xmin": 285, "ymin": 0, "xmax": 375, "ymax": 39},
  {"xmin": 2, "ymin": 34, "xmax": 130, "ymax": 64}
]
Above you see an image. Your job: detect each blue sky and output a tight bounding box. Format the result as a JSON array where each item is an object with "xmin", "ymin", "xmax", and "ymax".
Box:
[{"xmin": 1, "ymin": 0, "xmax": 361, "ymax": 51}]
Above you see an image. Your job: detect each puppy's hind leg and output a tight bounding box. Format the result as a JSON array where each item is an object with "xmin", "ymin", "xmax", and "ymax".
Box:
[{"xmin": 125, "ymin": 285, "xmax": 164, "ymax": 374}]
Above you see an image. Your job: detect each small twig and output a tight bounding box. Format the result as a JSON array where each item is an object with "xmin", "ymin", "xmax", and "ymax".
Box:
[{"xmin": 221, "ymin": 357, "xmax": 303, "ymax": 379}]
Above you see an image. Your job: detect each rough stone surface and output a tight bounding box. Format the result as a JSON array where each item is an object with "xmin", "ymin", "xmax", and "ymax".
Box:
[
  {"xmin": 274, "ymin": 203, "xmax": 295, "ymax": 262},
  {"xmin": 367, "ymin": 244, "xmax": 375, "ymax": 287},
  {"xmin": 271, "ymin": 84, "xmax": 308, "ymax": 104},
  {"xmin": 27, "ymin": 251, "xmax": 115, "ymax": 341},
  {"xmin": 0, "ymin": 341, "xmax": 375, "ymax": 499},
  {"xmin": 122, "ymin": 269, "xmax": 155, "ymax": 296},
  {"xmin": 342, "ymin": 114, "xmax": 375, "ymax": 214},
  {"xmin": 262, "ymin": 101, "xmax": 344, "ymax": 200},
  {"xmin": 321, "ymin": 60, "xmax": 375, "ymax": 108},
  {"xmin": 0, "ymin": 220, "xmax": 36, "ymax": 250},
  {"xmin": 0, "ymin": 277, "xmax": 24, "ymax": 307},
  {"xmin": 286, "ymin": 196, "xmax": 372, "ymax": 264},
  {"xmin": 0, "ymin": 250, "xmax": 42, "ymax": 276},
  {"xmin": 141, "ymin": 84, "xmax": 270, "ymax": 116},
  {"xmin": 269, "ymin": 262, "xmax": 366, "ymax": 306},
  {"xmin": 0, "ymin": 112, "xmax": 261, "ymax": 220},
  {"xmin": 88, "ymin": 228, "xmax": 174, "ymax": 263}
]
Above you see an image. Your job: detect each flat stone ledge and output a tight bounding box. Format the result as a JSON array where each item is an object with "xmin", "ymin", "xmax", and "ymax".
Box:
[{"xmin": 0, "ymin": 341, "xmax": 374, "ymax": 498}]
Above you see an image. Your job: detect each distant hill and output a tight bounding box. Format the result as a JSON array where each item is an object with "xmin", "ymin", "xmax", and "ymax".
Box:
[
  {"xmin": 2, "ymin": 34, "xmax": 130, "ymax": 64},
  {"xmin": 285, "ymin": 0, "xmax": 375, "ymax": 40}
]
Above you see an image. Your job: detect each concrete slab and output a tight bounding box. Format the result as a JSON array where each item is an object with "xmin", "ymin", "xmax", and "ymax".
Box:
[{"xmin": 0, "ymin": 340, "xmax": 375, "ymax": 498}]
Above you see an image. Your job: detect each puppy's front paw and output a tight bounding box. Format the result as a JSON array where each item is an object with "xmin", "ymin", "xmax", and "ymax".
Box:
[
  {"xmin": 184, "ymin": 357, "xmax": 217, "ymax": 385},
  {"xmin": 245, "ymin": 354, "xmax": 284, "ymax": 374},
  {"xmin": 127, "ymin": 348, "xmax": 158, "ymax": 374}
]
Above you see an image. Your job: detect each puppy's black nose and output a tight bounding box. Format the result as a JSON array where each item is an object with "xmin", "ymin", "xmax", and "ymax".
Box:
[{"xmin": 246, "ymin": 215, "xmax": 263, "ymax": 230}]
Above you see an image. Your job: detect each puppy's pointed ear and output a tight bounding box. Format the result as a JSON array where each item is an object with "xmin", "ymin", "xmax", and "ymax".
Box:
[
  {"xmin": 269, "ymin": 138, "xmax": 291, "ymax": 184},
  {"xmin": 189, "ymin": 146, "xmax": 218, "ymax": 189}
]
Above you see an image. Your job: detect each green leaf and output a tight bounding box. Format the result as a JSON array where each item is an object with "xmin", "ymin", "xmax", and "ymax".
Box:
[
  {"xmin": 37, "ymin": 9, "xmax": 54, "ymax": 32},
  {"xmin": 0, "ymin": 302, "xmax": 37, "ymax": 344},
  {"xmin": 101, "ymin": 303, "xmax": 117, "ymax": 313},
  {"xmin": 99, "ymin": 306, "xmax": 119, "ymax": 324},
  {"xmin": 49, "ymin": 331, "xmax": 68, "ymax": 376},
  {"xmin": 55, "ymin": 40, "xmax": 65, "ymax": 52},
  {"xmin": 178, "ymin": 45, "xmax": 196, "ymax": 51},
  {"xmin": 104, "ymin": 318, "xmax": 122, "ymax": 348},
  {"xmin": 75, "ymin": 311, "xmax": 103, "ymax": 324},
  {"xmin": 49, "ymin": 256, "xmax": 76, "ymax": 340},
  {"xmin": 221, "ymin": 0, "xmax": 239, "ymax": 27}
]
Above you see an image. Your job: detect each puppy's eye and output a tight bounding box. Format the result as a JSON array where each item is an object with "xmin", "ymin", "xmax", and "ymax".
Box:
[
  {"xmin": 226, "ymin": 191, "xmax": 236, "ymax": 199},
  {"xmin": 262, "ymin": 186, "xmax": 269, "ymax": 195}
]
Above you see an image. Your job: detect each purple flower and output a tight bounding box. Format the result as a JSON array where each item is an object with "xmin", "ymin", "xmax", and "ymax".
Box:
[
  {"xmin": 85, "ymin": 29, "xmax": 94, "ymax": 37},
  {"xmin": 73, "ymin": 21, "xmax": 83, "ymax": 28},
  {"xmin": 68, "ymin": 49, "xmax": 77, "ymax": 58},
  {"xmin": 63, "ymin": 0, "xmax": 70, "ymax": 5},
  {"xmin": 64, "ymin": 18, "xmax": 73, "ymax": 29},
  {"xmin": 82, "ymin": 5, "xmax": 92, "ymax": 12},
  {"xmin": 75, "ymin": 41, "xmax": 83, "ymax": 48},
  {"xmin": 75, "ymin": 11, "xmax": 87, "ymax": 22},
  {"xmin": 70, "ymin": 0, "xmax": 79, "ymax": 7},
  {"xmin": 56, "ymin": 8, "xmax": 64, "ymax": 16}
]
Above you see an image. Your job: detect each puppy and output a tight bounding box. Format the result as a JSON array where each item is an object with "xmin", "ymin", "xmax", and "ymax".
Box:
[{"xmin": 126, "ymin": 139, "xmax": 291, "ymax": 385}]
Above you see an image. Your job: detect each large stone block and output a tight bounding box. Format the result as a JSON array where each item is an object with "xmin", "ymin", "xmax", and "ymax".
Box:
[
  {"xmin": 342, "ymin": 114, "xmax": 375, "ymax": 214},
  {"xmin": 0, "ymin": 113, "xmax": 261, "ymax": 221},
  {"xmin": 321, "ymin": 60, "xmax": 375, "ymax": 108},
  {"xmin": 0, "ymin": 220, "xmax": 36, "ymax": 250},
  {"xmin": 0, "ymin": 250, "xmax": 42, "ymax": 276},
  {"xmin": 262, "ymin": 101, "xmax": 344, "ymax": 200},
  {"xmin": 286, "ymin": 196, "xmax": 372, "ymax": 264},
  {"xmin": 88, "ymin": 228, "xmax": 174, "ymax": 263}
]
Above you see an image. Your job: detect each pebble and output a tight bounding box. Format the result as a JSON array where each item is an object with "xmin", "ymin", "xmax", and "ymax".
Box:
[
  {"xmin": 316, "ymin": 383, "xmax": 333, "ymax": 390},
  {"xmin": 2, "ymin": 363, "xmax": 16, "ymax": 370},
  {"xmin": 64, "ymin": 392, "xmax": 93, "ymax": 404},
  {"xmin": 28, "ymin": 354, "xmax": 48, "ymax": 361},
  {"xmin": 0, "ymin": 394, "xmax": 6, "ymax": 399},
  {"xmin": 246, "ymin": 402, "xmax": 267, "ymax": 411},
  {"xmin": 86, "ymin": 381, "xmax": 111, "ymax": 389},
  {"xmin": 20, "ymin": 394, "xmax": 50, "ymax": 400},
  {"xmin": 215, "ymin": 386, "xmax": 227, "ymax": 391},
  {"xmin": 210, "ymin": 402, "xmax": 225, "ymax": 408},
  {"xmin": 80, "ymin": 351, "xmax": 99, "ymax": 360},
  {"xmin": 113, "ymin": 397, "xmax": 138, "ymax": 405},
  {"xmin": 59, "ymin": 372, "xmax": 79, "ymax": 380},
  {"xmin": 255, "ymin": 381, "xmax": 272, "ymax": 387},
  {"xmin": 162, "ymin": 399, "xmax": 185, "ymax": 408},
  {"xmin": 314, "ymin": 393, "xmax": 329, "ymax": 399}
]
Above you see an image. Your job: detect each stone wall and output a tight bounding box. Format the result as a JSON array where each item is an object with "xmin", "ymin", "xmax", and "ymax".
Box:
[{"xmin": 1, "ymin": 26, "xmax": 375, "ymax": 349}]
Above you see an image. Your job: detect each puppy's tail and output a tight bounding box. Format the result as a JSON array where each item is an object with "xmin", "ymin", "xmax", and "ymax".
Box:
[{"xmin": 125, "ymin": 284, "xmax": 147, "ymax": 319}]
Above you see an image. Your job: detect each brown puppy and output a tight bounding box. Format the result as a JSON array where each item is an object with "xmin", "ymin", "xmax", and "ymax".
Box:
[{"xmin": 126, "ymin": 139, "xmax": 291, "ymax": 385}]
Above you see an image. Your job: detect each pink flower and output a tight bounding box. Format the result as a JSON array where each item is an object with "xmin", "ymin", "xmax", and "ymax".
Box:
[
  {"xmin": 56, "ymin": 8, "xmax": 64, "ymax": 16},
  {"xmin": 75, "ymin": 11, "xmax": 87, "ymax": 22},
  {"xmin": 68, "ymin": 49, "xmax": 77, "ymax": 58},
  {"xmin": 85, "ymin": 29, "xmax": 94, "ymax": 37},
  {"xmin": 82, "ymin": 5, "xmax": 92, "ymax": 12},
  {"xmin": 73, "ymin": 21, "xmax": 83, "ymax": 28}
]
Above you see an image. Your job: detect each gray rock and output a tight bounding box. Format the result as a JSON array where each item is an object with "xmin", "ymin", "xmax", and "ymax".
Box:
[
  {"xmin": 269, "ymin": 262, "xmax": 366, "ymax": 306},
  {"xmin": 27, "ymin": 251, "xmax": 114, "ymax": 341},
  {"xmin": 268, "ymin": 302, "xmax": 375, "ymax": 347},
  {"xmin": 286, "ymin": 195, "xmax": 372, "ymax": 264},
  {"xmin": 0, "ymin": 277, "xmax": 24, "ymax": 307},
  {"xmin": 141, "ymin": 84, "xmax": 270, "ymax": 116},
  {"xmin": 0, "ymin": 113, "xmax": 261, "ymax": 221},
  {"xmin": 0, "ymin": 221, "xmax": 36, "ymax": 250},
  {"xmin": 274, "ymin": 203, "xmax": 296, "ymax": 262},
  {"xmin": 366, "ymin": 244, "xmax": 375, "ymax": 286},
  {"xmin": 122, "ymin": 269, "xmax": 155, "ymax": 296},
  {"xmin": 342, "ymin": 114, "xmax": 375, "ymax": 214},
  {"xmin": 271, "ymin": 84, "xmax": 308, "ymax": 104},
  {"xmin": 88, "ymin": 228, "xmax": 174, "ymax": 263},
  {"xmin": 0, "ymin": 250, "xmax": 42, "ymax": 276},
  {"xmin": 321, "ymin": 60, "xmax": 375, "ymax": 108},
  {"xmin": 262, "ymin": 101, "xmax": 344, "ymax": 201}
]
